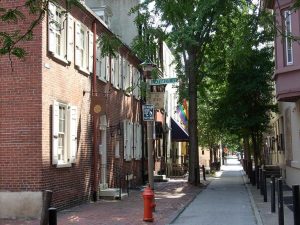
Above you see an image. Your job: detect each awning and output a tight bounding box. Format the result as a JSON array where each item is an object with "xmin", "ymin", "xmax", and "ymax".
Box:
[{"xmin": 171, "ymin": 118, "xmax": 189, "ymax": 142}]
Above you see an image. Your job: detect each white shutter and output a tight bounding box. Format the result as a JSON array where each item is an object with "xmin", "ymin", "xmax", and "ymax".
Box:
[
  {"xmin": 129, "ymin": 122, "xmax": 133, "ymax": 160},
  {"xmin": 122, "ymin": 58, "xmax": 127, "ymax": 91},
  {"xmin": 133, "ymin": 68, "xmax": 137, "ymax": 97},
  {"xmin": 137, "ymin": 72, "xmax": 141, "ymax": 99},
  {"xmin": 116, "ymin": 55, "xmax": 121, "ymax": 88},
  {"xmin": 48, "ymin": 2, "xmax": 56, "ymax": 53},
  {"xmin": 106, "ymin": 56, "xmax": 110, "ymax": 81},
  {"xmin": 128, "ymin": 64, "xmax": 132, "ymax": 94},
  {"xmin": 135, "ymin": 123, "xmax": 142, "ymax": 160},
  {"xmin": 52, "ymin": 100, "xmax": 59, "ymax": 165},
  {"xmin": 100, "ymin": 55, "xmax": 105, "ymax": 80},
  {"xmin": 111, "ymin": 57, "xmax": 115, "ymax": 86},
  {"xmin": 88, "ymin": 31, "xmax": 93, "ymax": 73},
  {"xmin": 75, "ymin": 21, "xmax": 81, "ymax": 67},
  {"xmin": 134, "ymin": 123, "xmax": 138, "ymax": 159},
  {"xmin": 68, "ymin": 105, "xmax": 77, "ymax": 163},
  {"xmin": 119, "ymin": 56, "xmax": 123, "ymax": 89},
  {"xmin": 96, "ymin": 40, "xmax": 100, "ymax": 77},
  {"xmin": 123, "ymin": 120, "xmax": 128, "ymax": 160},
  {"xmin": 67, "ymin": 14, "xmax": 74, "ymax": 62}
]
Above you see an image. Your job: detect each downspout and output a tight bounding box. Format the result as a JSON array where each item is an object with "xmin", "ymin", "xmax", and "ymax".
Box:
[{"xmin": 92, "ymin": 20, "xmax": 98, "ymax": 202}]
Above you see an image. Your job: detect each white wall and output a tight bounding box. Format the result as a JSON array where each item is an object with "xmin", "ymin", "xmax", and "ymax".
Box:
[
  {"xmin": 85, "ymin": 0, "xmax": 139, "ymax": 47},
  {"xmin": 0, "ymin": 192, "xmax": 42, "ymax": 219}
]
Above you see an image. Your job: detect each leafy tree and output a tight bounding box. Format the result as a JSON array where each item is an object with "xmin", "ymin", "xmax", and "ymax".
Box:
[
  {"xmin": 132, "ymin": 0, "xmax": 253, "ymax": 185},
  {"xmin": 211, "ymin": 6, "xmax": 276, "ymax": 166}
]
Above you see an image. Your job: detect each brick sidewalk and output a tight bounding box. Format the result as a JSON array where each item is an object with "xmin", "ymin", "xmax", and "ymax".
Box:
[{"xmin": 0, "ymin": 178, "xmax": 209, "ymax": 225}]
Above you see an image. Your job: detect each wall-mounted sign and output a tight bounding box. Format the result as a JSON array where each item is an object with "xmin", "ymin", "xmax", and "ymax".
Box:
[
  {"xmin": 149, "ymin": 92, "xmax": 165, "ymax": 109},
  {"xmin": 90, "ymin": 96, "xmax": 106, "ymax": 116},
  {"xmin": 143, "ymin": 104, "xmax": 154, "ymax": 121}
]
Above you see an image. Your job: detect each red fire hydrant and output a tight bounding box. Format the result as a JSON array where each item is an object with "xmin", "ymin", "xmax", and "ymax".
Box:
[{"xmin": 142, "ymin": 186, "xmax": 155, "ymax": 222}]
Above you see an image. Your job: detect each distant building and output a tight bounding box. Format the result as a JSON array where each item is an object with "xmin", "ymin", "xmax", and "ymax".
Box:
[{"xmin": 85, "ymin": 0, "xmax": 139, "ymax": 47}]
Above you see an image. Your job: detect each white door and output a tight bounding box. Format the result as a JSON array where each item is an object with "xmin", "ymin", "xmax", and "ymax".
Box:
[{"xmin": 99, "ymin": 115, "xmax": 107, "ymax": 189}]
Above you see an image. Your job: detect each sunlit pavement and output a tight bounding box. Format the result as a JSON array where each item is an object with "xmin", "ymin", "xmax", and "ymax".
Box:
[{"xmin": 171, "ymin": 157, "xmax": 257, "ymax": 225}]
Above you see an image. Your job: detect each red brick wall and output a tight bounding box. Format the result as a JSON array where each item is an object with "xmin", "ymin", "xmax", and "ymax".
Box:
[
  {"xmin": 0, "ymin": 0, "xmax": 43, "ymax": 191},
  {"xmin": 0, "ymin": 0, "xmax": 143, "ymax": 210}
]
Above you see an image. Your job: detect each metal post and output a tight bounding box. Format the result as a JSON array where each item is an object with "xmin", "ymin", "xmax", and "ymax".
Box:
[
  {"xmin": 202, "ymin": 165, "xmax": 206, "ymax": 181},
  {"xmin": 278, "ymin": 178, "xmax": 284, "ymax": 225},
  {"xmin": 271, "ymin": 176, "xmax": 275, "ymax": 213},
  {"xmin": 293, "ymin": 185, "xmax": 300, "ymax": 225},
  {"xmin": 147, "ymin": 120, "xmax": 154, "ymax": 189},
  {"xmin": 48, "ymin": 208, "xmax": 57, "ymax": 225},
  {"xmin": 259, "ymin": 168, "xmax": 264, "ymax": 195},
  {"xmin": 263, "ymin": 169, "xmax": 267, "ymax": 202}
]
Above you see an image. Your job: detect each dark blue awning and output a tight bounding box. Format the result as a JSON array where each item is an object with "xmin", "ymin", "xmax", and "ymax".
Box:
[{"xmin": 171, "ymin": 118, "xmax": 189, "ymax": 142}]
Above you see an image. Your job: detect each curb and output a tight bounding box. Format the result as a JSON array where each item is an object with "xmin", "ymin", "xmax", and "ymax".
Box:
[{"xmin": 241, "ymin": 171, "xmax": 264, "ymax": 225}]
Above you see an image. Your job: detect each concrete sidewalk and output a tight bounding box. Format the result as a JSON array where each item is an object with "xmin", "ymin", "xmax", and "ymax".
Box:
[
  {"xmin": 0, "ymin": 178, "xmax": 209, "ymax": 225},
  {"xmin": 171, "ymin": 164, "xmax": 257, "ymax": 225}
]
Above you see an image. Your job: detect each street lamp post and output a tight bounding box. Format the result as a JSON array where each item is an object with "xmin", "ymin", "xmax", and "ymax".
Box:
[{"xmin": 141, "ymin": 59, "xmax": 156, "ymax": 190}]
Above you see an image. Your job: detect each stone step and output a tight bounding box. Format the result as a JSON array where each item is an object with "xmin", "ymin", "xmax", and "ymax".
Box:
[
  {"xmin": 154, "ymin": 174, "xmax": 169, "ymax": 182},
  {"xmin": 99, "ymin": 188, "xmax": 128, "ymax": 200}
]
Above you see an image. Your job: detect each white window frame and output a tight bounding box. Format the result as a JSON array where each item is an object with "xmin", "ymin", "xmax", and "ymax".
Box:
[
  {"xmin": 48, "ymin": 2, "xmax": 72, "ymax": 63},
  {"xmin": 52, "ymin": 100, "xmax": 78, "ymax": 167},
  {"xmin": 75, "ymin": 21, "xmax": 92, "ymax": 73},
  {"xmin": 123, "ymin": 120, "xmax": 133, "ymax": 161},
  {"xmin": 284, "ymin": 10, "xmax": 293, "ymax": 65},
  {"xmin": 111, "ymin": 54, "xmax": 121, "ymax": 89},
  {"xmin": 96, "ymin": 38, "xmax": 109, "ymax": 83}
]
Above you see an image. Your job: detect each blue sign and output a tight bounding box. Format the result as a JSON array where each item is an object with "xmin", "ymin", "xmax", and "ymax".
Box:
[{"xmin": 143, "ymin": 104, "xmax": 154, "ymax": 121}]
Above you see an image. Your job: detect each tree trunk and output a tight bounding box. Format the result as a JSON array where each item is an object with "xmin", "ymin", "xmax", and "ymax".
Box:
[
  {"xmin": 251, "ymin": 132, "xmax": 259, "ymax": 167},
  {"xmin": 186, "ymin": 53, "xmax": 200, "ymax": 185}
]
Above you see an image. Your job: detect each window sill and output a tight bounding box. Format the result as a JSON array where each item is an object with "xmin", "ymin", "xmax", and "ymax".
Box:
[
  {"xmin": 76, "ymin": 66, "xmax": 90, "ymax": 75},
  {"xmin": 56, "ymin": 163, "xmax": 72, "ymax": 168},
  {"xmin": 50, "ymin": 52, "xmax": 69, "ymax": 64}
]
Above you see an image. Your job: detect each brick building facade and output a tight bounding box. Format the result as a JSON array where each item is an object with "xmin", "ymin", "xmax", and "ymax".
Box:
[{"xmin": 0, "ymin": 0, "xmax": 144, "ymax": 218}]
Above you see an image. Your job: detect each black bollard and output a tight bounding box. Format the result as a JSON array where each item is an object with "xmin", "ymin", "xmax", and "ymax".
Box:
[
  {"xmin": 260, "ymin": 168, "xmax": 264, "ymax": 195},
  {"xmin": 271, "ymin": 176, "xmax": 275, "ymax": 213},
  {"xmin": 293, "ymin": 185, "xmax": 300, "ymax": 225},
  {"xmin": 48, "ymin": 207, "xmax": 57, "ymax": 225},
  {"xmin": 263, "ymin": 170, "xmax": 267, "ymax": 202},
  {"xmin": 278, "ymin": 178, "xmax": 284, "ymax": 225},
  {"xmin": 256, "ymin": 166, "xmax": 260, "ymax": 189},
  {"xmin": 202, "ymin": 165, "xmax": 206, "ymax": 181}
]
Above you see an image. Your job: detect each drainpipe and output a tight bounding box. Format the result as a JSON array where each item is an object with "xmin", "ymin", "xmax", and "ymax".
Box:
[{"xmin": 92, "ymin": 20, "xmax": 98, "ymax": 202}]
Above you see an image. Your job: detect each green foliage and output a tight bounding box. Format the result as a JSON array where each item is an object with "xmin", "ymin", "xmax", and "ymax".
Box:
[{"xmin": 98, "ymin": 33, "xmax": 122, "ymax": 58}]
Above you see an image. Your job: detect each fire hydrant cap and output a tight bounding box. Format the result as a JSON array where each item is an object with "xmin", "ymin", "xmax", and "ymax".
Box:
[{"xmin": 143, "ymin": 186, "xmax": 154, "ymax": 197}]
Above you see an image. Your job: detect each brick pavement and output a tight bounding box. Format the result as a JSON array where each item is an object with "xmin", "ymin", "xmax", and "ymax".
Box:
[{"xmin": 0, "ymin": 178, "xmax": 209, "ymax": 225}]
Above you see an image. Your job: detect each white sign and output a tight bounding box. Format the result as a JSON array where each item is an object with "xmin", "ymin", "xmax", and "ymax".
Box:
[
  {"xmin": 149, "ymin": 92, "xmax": 165, "ymax": 109},
  {"xmin": 143, "ymin": 104, "xmax": 154, "ymax": 121}
]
